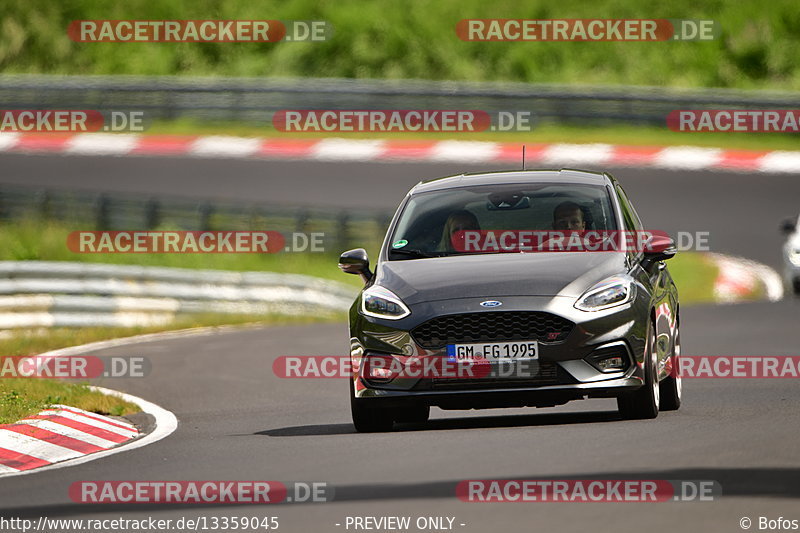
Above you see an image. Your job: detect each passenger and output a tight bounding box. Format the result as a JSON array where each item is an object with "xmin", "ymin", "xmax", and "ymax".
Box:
[{"xmin": 439, "ymin": 210, "xmax": 480, "ymax": 252}]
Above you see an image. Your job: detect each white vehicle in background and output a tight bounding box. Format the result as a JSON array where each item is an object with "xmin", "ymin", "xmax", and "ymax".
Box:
[{"xmin": 781, "ymin": 215, "xmax": 800, "ymax": 296}]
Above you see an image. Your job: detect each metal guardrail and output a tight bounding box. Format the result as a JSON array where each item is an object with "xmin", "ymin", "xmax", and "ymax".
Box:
[
  {"xmin": 2, "ymin": 75, "xmax": 800, "ymax": 127},
  {"xmin": 0, "ymin": 183, "xmax": 391, "ymax": 253},
  {"xmin": 0, "ymin": 261, "xmax": 357, "ymax": 328}
]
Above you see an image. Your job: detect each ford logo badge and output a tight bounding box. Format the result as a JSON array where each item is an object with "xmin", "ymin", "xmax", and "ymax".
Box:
[{"xmin": 480, "ymin": 300, "xmax": 502, "ymax": 308}]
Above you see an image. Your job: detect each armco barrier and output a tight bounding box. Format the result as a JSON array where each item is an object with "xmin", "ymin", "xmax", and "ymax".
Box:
[
  {"xmin": 0, "ymin": 261, "xmax": 357, "ymax": 328},
  {"xmin": 1, "ymin": 75, "xmax": 799, "ymax": 127}
]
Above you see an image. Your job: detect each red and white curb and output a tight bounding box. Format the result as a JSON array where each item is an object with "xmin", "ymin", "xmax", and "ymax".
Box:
[
  {"xmin": 0, "ymin": 335, "xmax": 182, "ymax": 480},
  {"xmin": 0, "ymin": 386, "xmax": 176, "ymax": 478},
  {"xmin": 0, "ymin": 326, "xmax": 269, "ymax": 477},
  {"xmin": 1, "ymin": 132, "xmax": 800, "ymax": 173},
  {"xmin": 711, "ymin": 253, "xmax": 784, "ymax": 303},
  {"xmin": 0, "ymin": 405, "xmax": 138, "ymax": 473}
]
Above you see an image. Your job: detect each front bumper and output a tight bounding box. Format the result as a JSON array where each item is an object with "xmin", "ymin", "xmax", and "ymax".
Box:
[
  {"xmin": 350, "ymin": 294, "xmax": 650, "ymax": 408},
  {"xmin": 355, "ymin": 376, "xmax": 643, "ymax": 410}
]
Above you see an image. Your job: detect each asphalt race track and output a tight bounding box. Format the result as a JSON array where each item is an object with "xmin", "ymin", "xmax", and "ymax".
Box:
[{"xmin": 0, "ymin": 153, "xmax": 798, "ymax": 532}]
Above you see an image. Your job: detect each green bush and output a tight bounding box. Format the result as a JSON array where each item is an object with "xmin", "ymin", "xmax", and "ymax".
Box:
[{"xmin": 1, "ymin": 0, "xmax": 798, "ymax": 89}]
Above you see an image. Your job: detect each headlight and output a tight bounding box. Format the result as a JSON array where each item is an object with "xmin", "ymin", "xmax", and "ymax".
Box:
[
  {"xmin": 361, "ymin": 286, "xmax": 411, "ymax": 320},
  {"xmin": 574, "ymin": 276, "xmax": 635, "ymax": 311}
]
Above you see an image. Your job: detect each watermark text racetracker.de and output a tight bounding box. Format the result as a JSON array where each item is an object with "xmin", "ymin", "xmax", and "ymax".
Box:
[
  {"xmin": 67, "ymin": 231, "xmax": 326, "ymax": 253},
  {"xmin": 0, "ymin": 110, "xmax": 146, "ymax": 132},
  {"xmin": 70, "ymin": 480, "xmax": 332, "ymax": 504},
  {"xmin": 273, "ymin": 109, "xmax": 535, "ymax": 132},
  {"xmin": 0, "ymin": 355, "xmax": 149, "ymax": 379},
  {"xmin": 273, "ymin": 355, "xmax": 584, "ymax": 380},
  {"xmin": 457, "ymin": 479, "xmax": 720, "ymax": 502},
  {"xmin": 456, "ymin": 19, "xmax": 719, "ymax": 41},
  {"xmin": 69, "ymin": 20, "xmax": 332, "ymax": 42},
  {"xmin": 277, "ymin": 356, "xmax": 576, "ymax": 381},
  {"xmin": 443, "ymin": 230, "xmax": 711, "ymax": 253}
]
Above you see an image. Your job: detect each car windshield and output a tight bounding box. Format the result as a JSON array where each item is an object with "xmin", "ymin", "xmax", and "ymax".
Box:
[{"xmin": 388, "ymin": 182, "xmax": 618, "ymax": 259}]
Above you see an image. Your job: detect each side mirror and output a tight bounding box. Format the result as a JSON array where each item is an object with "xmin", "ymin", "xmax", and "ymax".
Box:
[
  {"xmin": 641, "ymin": 234, "xmax": 677, "ymax": 269},
  {"xmin": 781, "ymin": 218, "xmax": 796, "ymax": 235},
  {"xmin": 338, "ymin": 248, "xmax": 373, "ymax": 284}
]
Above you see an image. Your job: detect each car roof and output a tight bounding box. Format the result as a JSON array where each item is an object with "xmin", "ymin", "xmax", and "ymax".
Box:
[{"xmin": 410, "ymin": 169, "xmax": 614, "ymax": 195}]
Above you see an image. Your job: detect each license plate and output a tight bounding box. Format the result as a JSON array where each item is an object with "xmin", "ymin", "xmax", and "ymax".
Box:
[{"xmin": 446, "ymin": 340, "xmax": 539, "ymax": 362}]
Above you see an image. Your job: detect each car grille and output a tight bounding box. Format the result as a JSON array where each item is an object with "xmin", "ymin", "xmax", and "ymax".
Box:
[{"xmin": 411, "ymin": 311, "xmax": 574, "ymax": 349}]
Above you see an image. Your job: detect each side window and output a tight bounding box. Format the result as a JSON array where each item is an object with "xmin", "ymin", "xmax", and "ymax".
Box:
[{"xmin": 616, "ymin": 185, "xmax": 643, "ymax": 232}]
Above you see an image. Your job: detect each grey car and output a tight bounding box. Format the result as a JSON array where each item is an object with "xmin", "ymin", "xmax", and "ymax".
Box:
[{"xmin": 339, "ymin": 169, "xmax": 682, "ymax": 432}]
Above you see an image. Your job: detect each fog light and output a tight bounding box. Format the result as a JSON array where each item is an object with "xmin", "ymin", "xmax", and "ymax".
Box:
[
  {"xmin": 587, "ymin": 343, "xmax": 631, "ymax": 373},
  {"xmin": 370, "ymin": 366, "xmax": 393, "ymax": 379},
  {"xmin": 597, "ymin": 356, "xmax": 625, "ymax": 371},
  {"xmin": 363, "ymin": 354, "xmax": 402, "ymax": 383}
]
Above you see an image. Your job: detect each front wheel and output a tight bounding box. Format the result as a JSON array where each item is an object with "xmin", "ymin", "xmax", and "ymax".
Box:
[
  {"xmin": 350, "ymin": 380, "xmax": 394, "ymax": 432},
  {"xmin": 618, "ymin": 320, "xmax": 659, "ymax": 420},
  {"xmin": 659, "ymin": 327, "xmax": 682, "ymax": 411}
]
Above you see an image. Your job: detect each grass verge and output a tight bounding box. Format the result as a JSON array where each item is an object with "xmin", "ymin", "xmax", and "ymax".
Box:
[
  {"xmin": 0, "ymin": 381, "xmax": 138, "ymax": 425},
  {"xmin": 664, "ymin": 252, "xmax": 719, "ymax": 304}
]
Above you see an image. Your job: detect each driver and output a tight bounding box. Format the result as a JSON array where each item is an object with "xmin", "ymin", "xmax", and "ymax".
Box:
[{"xmin": 552, "ymin": 201, "xmax": 586, "ymax": 231}]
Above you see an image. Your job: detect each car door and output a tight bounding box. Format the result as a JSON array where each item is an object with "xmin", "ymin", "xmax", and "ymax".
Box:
[{"xmin": 616, "ymin": 184, "xmax": 676, "ymax": 378}]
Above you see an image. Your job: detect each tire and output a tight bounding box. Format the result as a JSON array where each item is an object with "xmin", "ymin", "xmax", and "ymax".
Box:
[
  {"xmin": 618, "ymin": 320, "xmax": 659, "ymax": 420},
  {"xmin": 393, "ymin": 405, "xmax": 430, "ymax": 424},
  {"xmin": 793, "ymin": 278, "xmax": 800, "ymax": 296},
  {"xmin": 350, "ymin": 380, "xmax": 394, "ymax": 432},
  {"xmin": 659, "ymin": 327, "xmax": 682, "ymax": 411}
]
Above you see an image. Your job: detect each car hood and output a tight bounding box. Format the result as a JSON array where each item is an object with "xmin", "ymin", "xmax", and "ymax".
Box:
[{"xmin": 374, "ymin": 252, "xmax": 628, "ymax": 304}]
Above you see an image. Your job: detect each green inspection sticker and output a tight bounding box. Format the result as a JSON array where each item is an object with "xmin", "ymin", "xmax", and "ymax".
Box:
[{"xmin": 392, "ymin": 239, "xmax": 408, "ymax": 249}]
